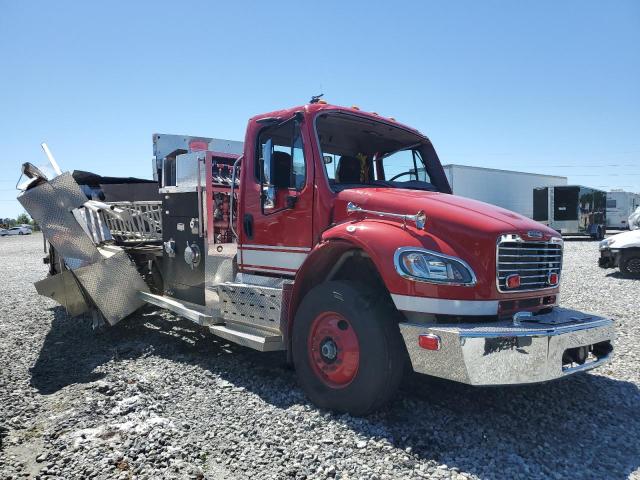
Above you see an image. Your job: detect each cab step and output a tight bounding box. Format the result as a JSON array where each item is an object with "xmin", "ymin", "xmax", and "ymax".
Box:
[
  {"xmin": 208, "ymin": 323, "xmax": 284, "ymax": 352},
  {"xmin": 138, "ymin": 291, "xmax": 222, "ymax": 326}
]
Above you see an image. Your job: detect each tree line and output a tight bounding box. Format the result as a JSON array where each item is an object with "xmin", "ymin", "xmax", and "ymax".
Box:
[{"xmin": 0, "ymin": 213, "xmax": 39, "ymax": 230}]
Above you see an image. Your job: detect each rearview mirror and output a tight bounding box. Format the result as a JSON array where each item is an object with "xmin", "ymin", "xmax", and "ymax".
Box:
[
  {"xmin": 323, "ymin": 155, "xmax": 333, "ymax": 165},
  {"xmin": 261, "ymin": 139, "xmax": 276, "ymax": 210}
]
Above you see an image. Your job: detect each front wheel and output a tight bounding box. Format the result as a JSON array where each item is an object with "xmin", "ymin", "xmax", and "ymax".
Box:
[
  {"xmin": 620, "ymin": 251, "xmax": 640, "ymax": 278},
  {"xmin": 292, "ymin": 281, "xmax": 407, "ymax": 415}
]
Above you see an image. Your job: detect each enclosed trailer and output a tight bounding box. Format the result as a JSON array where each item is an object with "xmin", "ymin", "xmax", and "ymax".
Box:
[
  {"xmin": 533, "ymin": 185, "xmax": 606, "ymax": 239},
  {"xmin": 606, "ymin": 190, "xmax": 640, "ymax": 230},
  {"xmin": 442, "ymin": 164, "xmax": 567, "ymax": 218}
]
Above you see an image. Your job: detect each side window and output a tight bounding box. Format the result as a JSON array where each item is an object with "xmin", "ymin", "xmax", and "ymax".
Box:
[{"xmin": 256, "ymin": 120, "xmax": 306, "ymax": 190}]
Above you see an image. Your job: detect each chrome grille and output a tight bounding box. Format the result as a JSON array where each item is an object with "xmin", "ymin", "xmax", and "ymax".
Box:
[{"xmin": 496, "ymin": 235, "xmax": 563, "ymax": 292}]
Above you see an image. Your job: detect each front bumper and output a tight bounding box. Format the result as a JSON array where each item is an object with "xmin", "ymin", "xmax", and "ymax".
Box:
[{"xmin": 399, "ymin": 307, "xmax": 614, "ymax": 385}]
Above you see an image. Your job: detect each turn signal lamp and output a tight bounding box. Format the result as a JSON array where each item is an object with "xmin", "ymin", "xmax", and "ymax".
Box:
[
  {"xmin": 505, "ymin": 274, "xmax": 521, "ymax": 289},
  {"xmin": 548, "ymin": 272, "xmax": 559, "ymax": 286},
  {"xmin": 418, "ymin": 334, "xmax": 441, "ymax": 351}
]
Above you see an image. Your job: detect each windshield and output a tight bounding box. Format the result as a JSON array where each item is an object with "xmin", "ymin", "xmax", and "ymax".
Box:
[{"xmin": 316, "ymin": 112, "xmax": 443, "ymax": 192}]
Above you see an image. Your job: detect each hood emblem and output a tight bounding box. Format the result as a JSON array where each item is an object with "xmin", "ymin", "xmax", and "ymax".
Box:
[{"xmin": 527, "ymin": 230, "xmax": 544, "ymax": 239}]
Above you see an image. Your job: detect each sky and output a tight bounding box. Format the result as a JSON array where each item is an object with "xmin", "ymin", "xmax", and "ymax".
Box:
[{"xmin": 0, "ymin": 0, "xmax": 638, "ymax": 218}]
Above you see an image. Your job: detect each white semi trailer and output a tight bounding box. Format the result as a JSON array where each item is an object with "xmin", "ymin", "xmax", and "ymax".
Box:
[
  {"xmin": 442, "ymin": 164, "xmax": 567, "ymax": 219},
  {"xmin": 606, "ymin": 190, "xmax": 640, "ymax": 230}
]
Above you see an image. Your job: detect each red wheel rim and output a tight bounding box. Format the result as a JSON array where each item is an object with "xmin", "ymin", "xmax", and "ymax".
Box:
[{"xmin": 308, "ymin": 311, "xmax": 360, "ymax": 388}]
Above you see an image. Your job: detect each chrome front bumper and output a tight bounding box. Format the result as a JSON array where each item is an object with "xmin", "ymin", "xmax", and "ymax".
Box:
[{"xmin": 399, "ymin": 307, "xmax": 615, "ymax": 386}]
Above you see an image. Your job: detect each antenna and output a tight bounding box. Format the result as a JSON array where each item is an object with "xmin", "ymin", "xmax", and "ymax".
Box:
[{"xmin": 41, "ymin": 143, "xmax": 62, "ymax": 175}]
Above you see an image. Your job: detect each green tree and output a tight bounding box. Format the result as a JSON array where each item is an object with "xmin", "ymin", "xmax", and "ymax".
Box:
[{"xmin": 16, "ymin": 213, "xmax": 31, "ymax": 225}]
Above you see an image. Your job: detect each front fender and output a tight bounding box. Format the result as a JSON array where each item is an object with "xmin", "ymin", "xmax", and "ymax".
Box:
[{"xmin": 322, "ymin": 219, "xmax": 497, "ymax": 300}]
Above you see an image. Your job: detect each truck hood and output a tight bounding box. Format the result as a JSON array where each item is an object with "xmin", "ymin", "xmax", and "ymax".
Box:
[
  {"xmin": 604, "ymin": 229, "xmax": 640, "ymax": 249},
  {"xmin": 333, "ymin": 188, "xmax": 559, "ymax": 241}
]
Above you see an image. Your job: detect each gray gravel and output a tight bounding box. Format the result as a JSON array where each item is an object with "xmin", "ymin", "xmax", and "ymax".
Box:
[{"xmin": 1, "ymin": 233, "xmax": 639, "ymax": 479}]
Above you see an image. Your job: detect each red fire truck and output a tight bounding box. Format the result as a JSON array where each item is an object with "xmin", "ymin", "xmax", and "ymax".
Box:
[{"xmin": 18, "ymin": 100, "xmax": 614, "ymax": 415}]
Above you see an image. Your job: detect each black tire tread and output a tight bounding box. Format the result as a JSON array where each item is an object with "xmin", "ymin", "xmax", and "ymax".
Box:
[{"xmin": 292, "ymin": 280, "xmax": 407, "ymax": 415}]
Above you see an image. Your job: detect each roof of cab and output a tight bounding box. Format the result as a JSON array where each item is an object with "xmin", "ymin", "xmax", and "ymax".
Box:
[{"xmin": 250, "ymin": 103, "xmax": 424, "ymax": 138}]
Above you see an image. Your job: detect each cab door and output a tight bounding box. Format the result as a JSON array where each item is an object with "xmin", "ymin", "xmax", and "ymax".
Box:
[{"xmin": 238, "ymin": 114, "xmax": 314, "ymax": 276}]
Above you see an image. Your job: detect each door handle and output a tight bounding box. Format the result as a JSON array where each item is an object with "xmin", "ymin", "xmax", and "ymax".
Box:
[{"xmin": 243, "ymin": 214, "xmax": 253, "ymax": 239}]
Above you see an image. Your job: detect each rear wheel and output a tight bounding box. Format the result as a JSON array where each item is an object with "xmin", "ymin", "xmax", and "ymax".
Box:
[
  {"xmin": 292, "ymin": 281, "xmax": 406, "ymax": 415},
  {"xmin": 620, "ymin": 251, "xmax": 640, "ymax": 278}
]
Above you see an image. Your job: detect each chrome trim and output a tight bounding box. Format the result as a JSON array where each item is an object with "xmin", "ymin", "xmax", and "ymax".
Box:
[
  {"xmin": 399, "ymin": 307, "xmax": 615, "ymax": 385},
  {"xmin": 394, "ymin": 247, "xmax": 477, "ymax": 286},
  {"xmin": 347, "ymin": 202, "xmax": 426, "ymax": 230},
  {"xmin": 240, "ymin": 244, "xmax": 311, "ymax": 252},
  {"xmin": 391, "ymin": 294, "xmax": 498, "ymax": 315},
  {"xmin": 496, "ymin": 234, "xmax": 563, "ymax": 293}
]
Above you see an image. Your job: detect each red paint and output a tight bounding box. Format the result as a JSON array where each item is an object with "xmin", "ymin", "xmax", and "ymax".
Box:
[
  {"xmin": 189, "ymin": 140, "xmax": 208, "ymax": 151},
  {"xmin": 308, "ymin": 311, "xmax": 360, "ymax": 388}
]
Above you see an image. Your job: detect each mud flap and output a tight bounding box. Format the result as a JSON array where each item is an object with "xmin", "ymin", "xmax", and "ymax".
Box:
[{"xmin": 18, "ymin": 172, "xmax": 149, "ymax": 325}]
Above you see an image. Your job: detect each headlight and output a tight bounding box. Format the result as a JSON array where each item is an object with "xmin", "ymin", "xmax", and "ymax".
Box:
[
  {"xmin": 394, "ymin": 247, "xmax": 476, "ymax": 285},
  {"xmin": 599, "ymin": 238, "xmax": 614, "ymax": 250}
]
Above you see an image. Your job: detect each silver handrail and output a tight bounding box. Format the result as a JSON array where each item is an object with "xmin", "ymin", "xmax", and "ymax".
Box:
[
  {"xmin": 229, "ymin": 155, "xmax": 243, "ymax": 239},
  {"xmin": 197, "ymin": 156, "xmax": 203, "ymax": 237}
]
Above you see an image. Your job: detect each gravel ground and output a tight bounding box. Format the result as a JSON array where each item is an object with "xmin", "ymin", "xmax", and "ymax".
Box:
[{"xmin": 1, "ymin": 233, "xmax": 639, "ymax": 480}]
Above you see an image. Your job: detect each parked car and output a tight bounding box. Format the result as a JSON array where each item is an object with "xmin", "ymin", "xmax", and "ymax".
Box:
[
  {"xmin": 0, "ymin": 228, "xmax": 8, "ymax": 236},
  {"xmin": 4, "ymin": 226, "xmax": 32, "ymax": 236},
  {"xmin": 599, "ymin": 229, "xmax": 640, "ymax": 277}
]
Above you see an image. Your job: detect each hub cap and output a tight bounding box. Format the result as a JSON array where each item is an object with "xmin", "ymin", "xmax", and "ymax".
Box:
[
  {"xmin": 628, "ymin": 258, "xmax": 640, "ymax": 273},
  {"xmin": 308, "ymin": 312, "xmax": 359, "ymax": 388}
]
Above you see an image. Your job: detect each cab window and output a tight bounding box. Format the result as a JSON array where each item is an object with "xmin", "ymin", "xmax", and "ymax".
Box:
[{"xmin": 256, "ymin": 120, "xmax": 306, "ymax": 190}]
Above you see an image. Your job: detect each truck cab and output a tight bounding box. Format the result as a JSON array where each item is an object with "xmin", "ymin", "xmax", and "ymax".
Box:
[{"xmin": 18, "ymin": 102, "xmax": 615, "ymax": 415}]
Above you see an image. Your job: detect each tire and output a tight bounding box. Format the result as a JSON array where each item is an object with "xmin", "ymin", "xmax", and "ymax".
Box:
[
  {"xmin": 620, "ymin": 251, "xmax": 640, "ymax": 278},
  {"xmin": 292, "ymin": 281, "xmax": 407, "ymax": 415},
  {"xmin": 591, "ymin": 226, "xmax": 603, "ymax": 241}
]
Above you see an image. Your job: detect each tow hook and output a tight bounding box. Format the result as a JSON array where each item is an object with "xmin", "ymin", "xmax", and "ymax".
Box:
[{"xmin": 512, "ymin": 311, "xmax": 533, "ymax": 326}]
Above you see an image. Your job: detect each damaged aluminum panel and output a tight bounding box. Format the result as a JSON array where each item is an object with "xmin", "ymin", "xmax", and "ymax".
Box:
[
  {"xmin": 18, "ymin": 173, "xmax": 102, "ymax": 269},
  {"xmin": 19, "ymin": 171, "xmax": 150, "ymax": 325},
  {"xmin": 74, "ymin": 251, "xmax": 149, "ymax": 325},
  {"xmin": 34, "ymin": 271, "xmax": 90, "ymax": 317}
]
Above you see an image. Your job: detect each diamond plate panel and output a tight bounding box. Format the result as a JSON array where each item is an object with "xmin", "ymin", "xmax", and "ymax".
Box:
[
  {"xmin": 18, "ymin": 173, "xmax": 101, "ymax": 269},
  {"xmin": 74, "ymin": 251, "xmax": 150, "ymax": 325},
  {"xmin": 217, "ymin": 284, "xmax": 283, "ymax": 334}
]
